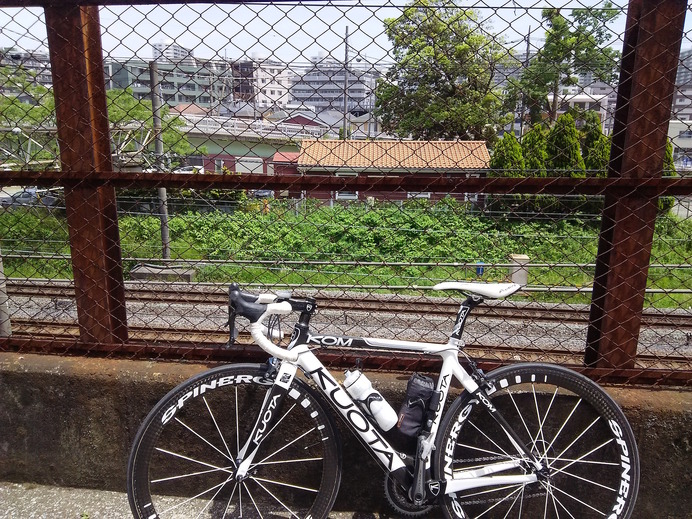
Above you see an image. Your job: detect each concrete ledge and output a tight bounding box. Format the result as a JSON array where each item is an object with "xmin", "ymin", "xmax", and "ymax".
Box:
[
  {"xmin": 129, "ymin": 265, "xmax": 196, "ymax": 282},
  {"xmin": 0, "ymin": 352, "xmax": 690, "ymax": 518}
]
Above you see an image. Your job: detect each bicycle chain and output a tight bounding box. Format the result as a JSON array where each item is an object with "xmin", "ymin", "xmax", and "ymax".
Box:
[{"xmin": 456, "ymin": 491, "xmax": 547, "ymax": 507}]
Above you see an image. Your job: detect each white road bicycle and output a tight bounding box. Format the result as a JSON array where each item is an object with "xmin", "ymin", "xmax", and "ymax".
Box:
[{"xmin": 127, "ymin": 282, "xmax": 639, "ymax": 519}]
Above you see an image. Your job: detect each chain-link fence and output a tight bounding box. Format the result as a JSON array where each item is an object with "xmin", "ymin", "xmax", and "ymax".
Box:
[{"xmin": 1, "ymin": 0, "xmax": 691, "ymax": 385}]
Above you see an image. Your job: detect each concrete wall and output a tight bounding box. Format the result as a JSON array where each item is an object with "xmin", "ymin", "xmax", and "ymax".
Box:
[{"xmin": 0, "ymin": 352, "xmax": 690, "ymax": 518}]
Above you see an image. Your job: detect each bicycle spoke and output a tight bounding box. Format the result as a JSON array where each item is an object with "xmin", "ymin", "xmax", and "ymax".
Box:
[
  {"xmin": 467, "ymin": 419, "xmax": 516, "ymax": 460},
  {"xmin": 158, "ymin": 478, "xmax": 229, "ymax": 516},
  {"xmin": 555, "ymin": 466, "xmax": 618, "ymax": 493},
  {"xmin": 255, "ymin": 457, "xmax": 324, "ymax": 466},
  {"xmin": 532, "ymin": 385, "xmax": 559, "ymax": 456},
  {"xmin": 501, "ymin": 488, "xmax": 522, "ymax": 519},
  {"xmin": 545, "ymin": 457, "xmax": 618, "ymax": 467},
  {"xmin": 551, "ymin": 437, "xmax": 615, "ymax": 476},
  {"xmin": 223, "ymin": 482, "xmax": 240, "ymax": 518},
  {"xmin": 252, "ymin": 476, "xmax": 320, "ymax": 494},
  {"xmin": 474, "ymin": 484, "xmax": 525, "ymax": 518},
  {"xmin": 547, "ymin": 481, "xmax": 565, "ymax": 519},
  {"xmin": 552, "ymin": 415, "xmax": 601, "ymax": 463},
  {"xmin": 174, "ymin": 416, "xmax": 235, "ymax": 464},
  {"xmin": 195, "ymin": 473, "xmax": 235, "ymax": 519},
  {"xmin": 549, "ymin": 482, "xmax": 609, "ymax": 516},
  {"xmin": 507, "ymin": 390, "xmax": 534, "ymax": 450},
  {"xmin": 252, "ymin": 478, "xmax": 301, "ymax": 519},
  {"xmin": 204, "ymin": 396, "xmax": 234, "ymax": 460},
  {"xmin": 151, "ymin": 465, "xmax": 234, "ymax": 484},
  {"xmin": 154, "ymin": 447, "xmax": 234, "ymax": 475},
  {"xmin": 243, "ymin": 481, "xmax": 265, "ymax": 519},
  {"xmin": 543, "ymin": 398, "xmax": 583, "ymax": 464},
  {"xmin": 250, "ymin": 427, "xmax": 317, "ymax": 469},
  {"xmin": 550, "ymin": 485, "xmax": 578, "ymax": 519}
]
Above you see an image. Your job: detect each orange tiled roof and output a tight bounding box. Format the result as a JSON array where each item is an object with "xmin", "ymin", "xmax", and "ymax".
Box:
[{"xmin": 298, "ymin": 140, "xmax": 490, "ymax": 171}]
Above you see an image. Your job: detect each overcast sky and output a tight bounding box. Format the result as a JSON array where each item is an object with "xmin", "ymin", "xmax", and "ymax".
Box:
[{"xmin": 0, "ymin": 1, "xmax": 686, "ymax": 69}]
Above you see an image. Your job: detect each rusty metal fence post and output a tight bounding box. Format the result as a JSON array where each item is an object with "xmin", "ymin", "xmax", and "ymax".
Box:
[
  {"xmin": 585, "ymin": 0, "xmax": 687, "ymax": 370},
  {"xmin": 45, "ymin": 5, "xmax": 128, "ymax": 344}
]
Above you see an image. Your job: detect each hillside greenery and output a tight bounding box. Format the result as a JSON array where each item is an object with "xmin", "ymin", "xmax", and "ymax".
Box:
[{"xmin": 1, "ymin": 197, "xmax": 690, "ymax": 307}]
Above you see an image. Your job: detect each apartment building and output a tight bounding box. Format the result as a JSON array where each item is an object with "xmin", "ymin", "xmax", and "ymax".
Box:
[{"xmin": 290, "ymin": 54, "xmax": 378, "ymax": 115}]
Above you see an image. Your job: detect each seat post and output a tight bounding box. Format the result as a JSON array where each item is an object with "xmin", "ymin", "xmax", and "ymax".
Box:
[{"xmin": 450, "ymin": 294, "xmax": 484, "ymax": 341}]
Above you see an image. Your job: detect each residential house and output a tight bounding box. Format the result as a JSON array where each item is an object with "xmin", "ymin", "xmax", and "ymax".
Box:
[{"xmin": 272, "ymin": 140, "xmax": 490, "ymax": 201}]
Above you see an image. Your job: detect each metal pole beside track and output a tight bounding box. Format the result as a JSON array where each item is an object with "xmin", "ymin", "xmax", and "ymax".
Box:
[{"xmin": 0, "ymin": 246, "xmax": 12, "ymax": 337}]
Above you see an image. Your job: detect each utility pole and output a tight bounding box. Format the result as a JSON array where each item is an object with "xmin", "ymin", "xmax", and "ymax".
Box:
[
  {"xmin": 342, "ymin": 26, "xmax": 349, "ymax": 140},
  {"xmin": 0, "ymin": 245, "xmax": 11, "ymax": 337},
  {"xmin": 149, "ymin": 60, "xmax": 171, "ymax": 260},
  {"xmin": 519, "ymin": 26, "xmax": 531, "ymax": 138}
]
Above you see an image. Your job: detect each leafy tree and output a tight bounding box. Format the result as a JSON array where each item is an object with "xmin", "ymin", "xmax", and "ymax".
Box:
[
  {"xmin": 1, "ymin": 69, "xmax": 195, "ymax": 169},
  {"xmin": 663, "ymin": 140, "xmax": 676, "ymax": 176},
  {"xmin": 521, "ymin": 125, "xmax": 548, "ymax": 177},
  {"xmin": 107, "ymin": 88, "xmax": 193, "ymax": 159},
  {"xmin": 0, "ymin": 63, "xmax": 58, "ymax": 168},
  {"xmin": 580, "ymin": 111, "xmax": 610, "ymax": 175},
  {"xmin": 658, "ymin": 141, "xmax": 676, "ymax": 213},
  {"xmin": 583, "ymin": 133, "xmax": 610, "ymax": 175},
  {"xmin": 490, "ymin": 131, "xmax": 524, "ymax": 175},
  {"xmin": 546, "ymin": 113, "xmax": 585, "ymax": 177},
  {"xmin": 0, "ymin": 66, "xmax": 55, "ymax": 126},
  {"xmin": 374, "ymin": 0, "xmax": 510, "ymax": 140},
  {"xmin": 511, "ymin": 5, "xmax": 620, "ymax": 124}
]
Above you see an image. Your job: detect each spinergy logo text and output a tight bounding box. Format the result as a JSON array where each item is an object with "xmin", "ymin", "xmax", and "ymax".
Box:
[
  {"xmin": 161, "ymin": 374, "xmax": 271, "ymax": 424},
  {"xmin": 444, "ymin": 401, "xmax": 475, "ymax": 519},
  {"xmin": 607, "ymin": 419, "xmax": 633, "ymax": 519}
]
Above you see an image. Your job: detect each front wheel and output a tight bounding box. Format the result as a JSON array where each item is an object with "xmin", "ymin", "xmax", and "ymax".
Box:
[
  {"xmin": 434, "ymin": 363, "xmax": 639, "ymax": 519},
  {"xmin": 128, "ymin": 363, "xmax": 341, "ymax": 519}
]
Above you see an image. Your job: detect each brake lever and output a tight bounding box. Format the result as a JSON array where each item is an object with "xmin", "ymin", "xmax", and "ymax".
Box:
[{"xmin": 225, "ymin": 306, "xmax": 239, "ymax": 348}]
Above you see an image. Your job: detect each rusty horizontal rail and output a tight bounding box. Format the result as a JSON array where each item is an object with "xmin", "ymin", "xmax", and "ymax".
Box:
[
  {"xmin": 2, "ymin": 171, "xmax": 692, "ymax": 196},
  {"xmin": 2, "ymin": 322, "xmax": 690, "ymax": 386}
]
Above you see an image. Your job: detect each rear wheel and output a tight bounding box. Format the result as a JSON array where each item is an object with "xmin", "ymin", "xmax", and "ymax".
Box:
[
  {"xmin": 435, "ymin": 363, "xmax": 639, "ymax": 519},
  {"xmin": 128, "ymin": 363, "xmax": 341, "ymax": 519}
]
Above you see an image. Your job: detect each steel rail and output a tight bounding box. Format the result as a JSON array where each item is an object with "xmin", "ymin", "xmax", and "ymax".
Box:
[{"xmin": 6, "ymin": 278, "xmax": 692, "ymax": 330}]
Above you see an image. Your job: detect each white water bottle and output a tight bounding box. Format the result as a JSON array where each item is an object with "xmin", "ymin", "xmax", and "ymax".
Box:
[{"xmin": 343, "ymin": 370, "xmax": 398, "ymax": 431}]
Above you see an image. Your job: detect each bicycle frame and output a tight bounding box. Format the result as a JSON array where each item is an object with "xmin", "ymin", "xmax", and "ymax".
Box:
[{"xmin": 234, "ymin": 293, "xmax": 541, "ymax": 499}]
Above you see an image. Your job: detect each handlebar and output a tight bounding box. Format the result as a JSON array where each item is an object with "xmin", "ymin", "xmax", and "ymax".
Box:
[{"xmin": 227, "ymin": 283, "xmax": 315, "ymax": 362}]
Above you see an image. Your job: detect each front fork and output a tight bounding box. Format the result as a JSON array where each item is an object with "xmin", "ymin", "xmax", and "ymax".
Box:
[{"xmin": 234, "ymin": 359, "xmax": 297, "ymax": 479}]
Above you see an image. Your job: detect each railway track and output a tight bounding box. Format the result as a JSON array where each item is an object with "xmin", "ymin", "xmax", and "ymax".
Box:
[
  {"xmin": 4, "ymin": 279, "xmax": 691, "ymax": 383},
  {"xmin": 5, "ymin": 278, "xmax": 692, "ymax": 330}
]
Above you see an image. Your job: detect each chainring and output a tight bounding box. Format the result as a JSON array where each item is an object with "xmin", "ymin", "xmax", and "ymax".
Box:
[{"xmin": 383, "ymin": 474, "xmax": 436, "ymax": 518}]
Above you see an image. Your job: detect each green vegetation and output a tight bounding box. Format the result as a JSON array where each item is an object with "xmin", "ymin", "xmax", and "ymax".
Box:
[
  {"xmin": 0, "ymin": 66, "xmax": 195, "ymax": 168},
  {"xmin": 546, "ymin": 113, "xmax": 586, "ymax": 177},
  {"xmin": 1, "ymin": 198, "xmax": 690, "ymax": 308},
  {"xmin": 508, "ymin": 4, "xmax": 620, "ymax": 124},
  {"xmin": 374, "ymin": 0, "xmax": 508, "ymax": 140}
]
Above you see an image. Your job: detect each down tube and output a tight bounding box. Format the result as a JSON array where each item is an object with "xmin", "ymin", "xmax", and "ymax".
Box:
[{"xmin": 298, "ymin": 349, "xmax": 407, "ymax": 474}]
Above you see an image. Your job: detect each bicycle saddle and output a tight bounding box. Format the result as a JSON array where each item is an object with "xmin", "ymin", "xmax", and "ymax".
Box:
[{"xmin": 433, "ymin": 281, "xmax": 521, "ymax": 299}]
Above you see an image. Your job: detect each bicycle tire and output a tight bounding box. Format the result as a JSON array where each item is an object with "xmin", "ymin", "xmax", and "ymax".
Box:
[
  {"xmin": 434, "ymin": 363, "xmax": 639, "ymax": 519},
  {"xmin": 128, "ymin": 363, "xmax": 342, "ymax": 519}
]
